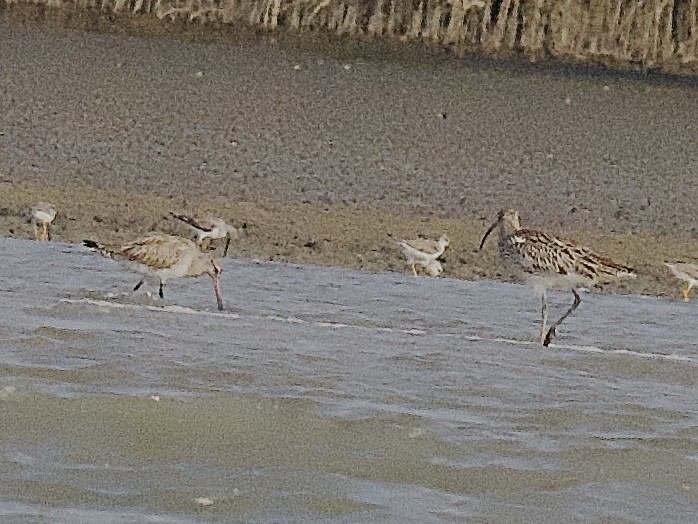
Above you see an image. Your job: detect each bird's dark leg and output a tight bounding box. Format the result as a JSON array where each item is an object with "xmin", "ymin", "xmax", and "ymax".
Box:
[
  {"xmin": 543, "ymin": 290, "xmax": 581, "ymax": 346},
  {"xmin": 133, "ymin": 278, "xmax": 145, "ymax": 292},
  {"xmin": 159, "ymin": 280, "xmax": 164, "ymax": 299},
  {"xmin": 223, "ymin": 233, "xmax": 231, "ymax": 258},
  {"xmin": 539, "ymin": 291, "xmax": 548, "ymax": 345}
]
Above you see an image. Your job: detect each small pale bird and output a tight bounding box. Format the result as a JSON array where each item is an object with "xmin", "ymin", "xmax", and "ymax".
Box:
[
  {"xmin": 170, "ymin": 212, "xmax": 238, "ymax": 257},
  {"xmin": 664, "ymin": 262, "xmax": 698, "ymax": 301},
  {"xmin": 83, "ymin": 233, "xmax": 224, "ymax": 310},
  {"xmin": 479, "ymin": 209, "xmax": 636, "ymax": 346},
  {"xmin": 424, "ymin": 259, "xmax": 444, "ymax": 277},
  {"xmin": 31, "ymin": 202, "xmax": 57, "ymax": 241},
  {"xmin": 397, "ymin": 235, "xmax": 450, "ymax": 277}
]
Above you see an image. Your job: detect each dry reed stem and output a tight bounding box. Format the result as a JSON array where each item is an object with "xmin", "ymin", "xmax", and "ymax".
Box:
[{"xmin": 6, "ymin": 0, "xmax": 698, "ymax": 72}]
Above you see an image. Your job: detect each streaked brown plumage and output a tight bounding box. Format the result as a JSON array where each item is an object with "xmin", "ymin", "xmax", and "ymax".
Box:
[
  {"xmin": 480, "ymin": 209, "xmax": 635, "ymax": 346},
  {"xmin": 83, "ymin": 233, "xmax": 224, "ymax": 310}
]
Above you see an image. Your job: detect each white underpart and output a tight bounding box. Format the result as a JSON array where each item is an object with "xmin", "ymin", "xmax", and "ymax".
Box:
[
  {"xmin": 33, "ymin": 210, "xmax": 55, "ymax": 223},
  {"xmin": 197, "ymin": 223, "xmax": 228, "ymax": 241},
  {"xmin": 122, "ymin": 251, "xmax": 197, "ymax": 283},
  {"xmin": 527, "ymin": 272, "xmax": 593, "ymax": 296},
  {"xmin": 423, "ymin": 260, "xmax": 443, "ymax": 277}
]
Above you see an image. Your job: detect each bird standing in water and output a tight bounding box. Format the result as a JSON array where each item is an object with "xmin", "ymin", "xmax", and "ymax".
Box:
[
  {"xmin": 84, "ymin": 233, "xmax": 225, "ymax": 310},
  {"xmin": 480, "ymin": 209, "xmax": 635, "ymax": 346}
]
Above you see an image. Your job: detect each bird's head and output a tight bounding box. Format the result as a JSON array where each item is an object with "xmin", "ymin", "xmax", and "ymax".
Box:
[{"xmin": 479, "ymin": 208, "xmax": 521, "ymax": 250}]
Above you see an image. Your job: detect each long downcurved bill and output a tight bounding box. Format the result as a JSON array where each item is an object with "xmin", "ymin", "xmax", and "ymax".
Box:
[
  {"xmin": 479, "ymin": 220, "xmax": 499, "ymax": 250},
  {"xmin": 211, "ymin": 274, "xmax": 224, "ymax": 311}
]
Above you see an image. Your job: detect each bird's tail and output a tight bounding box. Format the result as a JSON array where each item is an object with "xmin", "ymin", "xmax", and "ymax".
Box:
[
  {"xmin": 83, "ymin": 239, "xmax": 115, "ymax": 258},
  {"xmin": 609, "ymin": 262, "xmax": 636, "ymax": 279},
  {"xmin": 591, "ymin": 253, "xmax": 636, "ymax": 279}
]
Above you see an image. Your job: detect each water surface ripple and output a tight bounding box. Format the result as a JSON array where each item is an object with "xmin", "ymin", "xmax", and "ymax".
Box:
[{"xmin": 1, "ymin": 238, "xmax": 697, "ymax": 523}]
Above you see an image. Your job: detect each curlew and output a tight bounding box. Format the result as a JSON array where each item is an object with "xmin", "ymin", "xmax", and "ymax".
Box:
[
  {"xmin": 31, "ymin": 202, "xmax": 57, "ymax": 241},
  {"xmin": 170, "ymin": 212, "xmax": 238, "ymax": 257},
  {"xmin": 83, "ymin": 233, "xmax": 224, "ymax": 310},
  {"xmin": 664, "ymin": 262, "xmax": 698, "ymax": 301},
  {"xmin": 397, "ymin": 235, "xmax": 450, "ymax": 277},
  {"xmin": 479, "ymin": 209, "xmax": 635, "ymax": 346}
]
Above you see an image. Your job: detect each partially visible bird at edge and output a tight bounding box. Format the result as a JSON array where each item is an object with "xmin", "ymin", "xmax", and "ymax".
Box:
[{"xmin": 664, "ymin": 262, "xmax": 698, "ymax": 301}]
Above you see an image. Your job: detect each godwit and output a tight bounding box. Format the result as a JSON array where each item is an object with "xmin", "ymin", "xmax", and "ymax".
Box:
[
  {"xmin": 83, "ymin": 233, "xmax": 224, "ymax": 310},
  {"xmin": 397, "ymin": 235, "xmax": 450, "ymax": 276},
  {"xmin": 664, "ymin": 262, "xmax": 698, "ymax": 301},
  {"xmin": 479, "ymin": 209, "xmax": 635, "ymax": 346},
  {"xmin": 170, "ymin": 212, "xmax": 238, "ymax": 257},
  {"xmin": 31, "ymin": 202, "xmax": 56, "ymax": 241}
]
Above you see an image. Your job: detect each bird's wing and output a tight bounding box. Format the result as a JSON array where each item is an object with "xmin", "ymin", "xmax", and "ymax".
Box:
[
  {"xmin": 400, "ymin": 238, "xmax": 440, "ymax": 255},
  {"xmin": 513, "ymin": 230, "xmax": 634, "ymax": 279},
  {"xmin": 117, "ymin": 234, "xmax": 195, "ymax": 270},
  {"xmin": 666, "ymin": 262, "xmax": 698, "ymax": 281}
]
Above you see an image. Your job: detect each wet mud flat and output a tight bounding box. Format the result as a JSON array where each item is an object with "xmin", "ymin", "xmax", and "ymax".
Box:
[{"xmin": 1, "ymin": 14, "xmax": 698, "ymax": 299}]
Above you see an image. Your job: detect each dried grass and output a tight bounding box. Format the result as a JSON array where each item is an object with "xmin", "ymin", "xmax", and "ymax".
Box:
[{"xmin": 5, "ymin": 0, "xmax": 698, "ymax": 72}]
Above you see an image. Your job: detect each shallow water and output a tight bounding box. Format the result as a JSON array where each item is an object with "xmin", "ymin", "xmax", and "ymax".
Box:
[{"xmin": 1, "ymin": 236, "xmax": 697, "ymax": 523}]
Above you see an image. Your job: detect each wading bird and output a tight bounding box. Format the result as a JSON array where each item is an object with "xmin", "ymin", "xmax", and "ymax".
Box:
[
  {"xmin": 664, "ymin": 262, "xmax": 698, "ymax": 301},
  {"xmin": 397, "ymin": 235, "xmax": 450, "ymax": 277},
  {"xmin": 83, "ymin": 233, "xmax": 224, "ymax": 310},
  {"xmin": 479, "ymin": 209, "xmax": 635, "ymax": 346},
  {"xmin": 32, "ymin": 202, "xmax": 56, "ymax": 241}
]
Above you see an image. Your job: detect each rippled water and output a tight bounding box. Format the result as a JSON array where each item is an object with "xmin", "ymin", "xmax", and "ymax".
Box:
[{"xmin": 1, "ymin": 237, "xmax": 697, "ymax": 523}]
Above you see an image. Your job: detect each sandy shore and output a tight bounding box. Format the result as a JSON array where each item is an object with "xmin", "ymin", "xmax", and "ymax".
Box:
[{"xmin": 1, "ymin": 13, "xmax": 697, "ymax": 298}]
